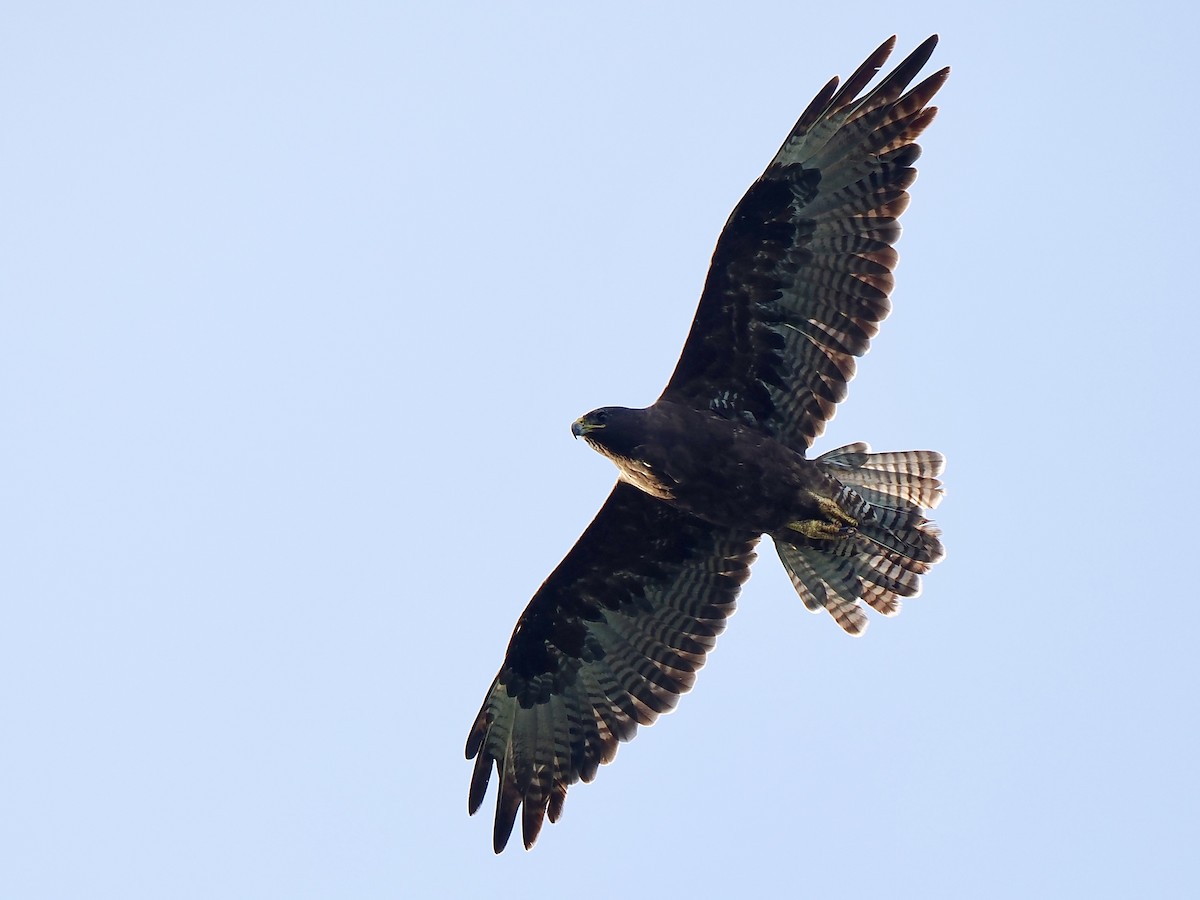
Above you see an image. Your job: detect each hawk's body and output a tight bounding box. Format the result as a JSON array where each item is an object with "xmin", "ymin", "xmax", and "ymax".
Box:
[
  {"xmin": 467, "ymin": 35, "xmax": 949, "ymax": 852},
  {"xmin": 575, "ymin": 402, "xmax": 846, "ymax": 534}
]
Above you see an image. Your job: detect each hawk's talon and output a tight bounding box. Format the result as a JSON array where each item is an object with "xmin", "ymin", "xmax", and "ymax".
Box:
[{"xmin": 786, "ymin": 518, "xmax": 855, "ymax": 541}]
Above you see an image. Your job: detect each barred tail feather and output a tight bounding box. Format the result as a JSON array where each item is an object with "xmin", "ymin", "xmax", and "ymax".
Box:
[
  {"xmin": 817, "ymin": 442, "xmax": 945, "ymax": 509},
  {"xmin": 776, "ymin": 541, "xmax": 871, "ymax": 635},
  {"xmin": 776, "ymin": 443, "xmax": 945, "ymax": 634}
]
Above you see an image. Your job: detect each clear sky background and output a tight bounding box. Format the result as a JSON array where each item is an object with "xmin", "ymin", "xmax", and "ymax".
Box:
[{"xmin": 5, "ymin": 2, "xmax": 1199, "ymax": 897}]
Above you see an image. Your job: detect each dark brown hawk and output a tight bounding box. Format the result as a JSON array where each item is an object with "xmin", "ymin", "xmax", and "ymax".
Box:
[{"xmin": 467, "ymin": 35, "xmax": 949, "ymax": 852}]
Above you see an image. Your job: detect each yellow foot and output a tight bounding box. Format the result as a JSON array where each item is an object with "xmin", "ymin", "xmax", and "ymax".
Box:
[
  {"xmin": 787, "ymin": 519, "xmax": 855, "ymax": 540},
  {"xmin": 786, "ymin": 495, "xmax": 858, "ymax": 541},
  {"xmin": 814, "ymin": 495, "xmax": 858, "ymax": 527}
]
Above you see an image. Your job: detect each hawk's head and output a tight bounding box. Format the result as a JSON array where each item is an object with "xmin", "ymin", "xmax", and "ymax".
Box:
[
  {"xmin": 571, "ymin": 406, "xmax": 644, "ymax": 452},
  {"xmin": 575, "ymin": 406, "xmax": 660, "ymax": 462}
]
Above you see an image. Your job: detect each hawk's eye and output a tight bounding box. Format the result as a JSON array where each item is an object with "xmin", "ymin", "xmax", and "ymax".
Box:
[{"xmin": 594, "ymin": 410, "xmax": 608, "ymax": 424}]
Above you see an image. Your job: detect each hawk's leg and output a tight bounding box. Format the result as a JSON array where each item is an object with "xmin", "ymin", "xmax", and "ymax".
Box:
[{"xmin": 786, "ymin": 495, "xmax": 858, "ymax": 541}]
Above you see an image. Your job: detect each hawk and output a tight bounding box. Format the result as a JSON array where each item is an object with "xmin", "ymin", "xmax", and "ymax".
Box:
[{"xmin": 467, "ymin": 35, "xmax": 949, "ymax": 852}]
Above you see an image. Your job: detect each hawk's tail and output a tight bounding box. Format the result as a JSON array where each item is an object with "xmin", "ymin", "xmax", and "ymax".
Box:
[{"xmin": 775, "ymin": 442, "xmax": 945, "ymax": 635}]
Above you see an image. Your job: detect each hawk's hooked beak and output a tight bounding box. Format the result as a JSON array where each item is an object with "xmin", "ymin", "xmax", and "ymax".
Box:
[{"xmin": 572, "ymin": 417, "xmax": 603, "ymax": 439}]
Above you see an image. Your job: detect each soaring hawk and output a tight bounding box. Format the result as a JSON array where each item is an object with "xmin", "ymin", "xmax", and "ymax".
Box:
[{"xmin": 467, "ymin": 35, "xmax": 948, "ymax": 852}]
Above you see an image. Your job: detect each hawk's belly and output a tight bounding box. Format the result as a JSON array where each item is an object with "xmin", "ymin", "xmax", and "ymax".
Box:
[{"xmin": 616, "ymin": 418, "xmax": 831, "ymax": 534}]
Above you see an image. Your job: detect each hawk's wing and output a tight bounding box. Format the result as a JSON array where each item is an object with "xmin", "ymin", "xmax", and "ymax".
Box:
[
  {"xmin": 661, "ymin": 35, "xmax": 948, "ymax": 451},
  {"xmin": 466, "ymin": 483, "xmax": 757, "ymax": 852}
]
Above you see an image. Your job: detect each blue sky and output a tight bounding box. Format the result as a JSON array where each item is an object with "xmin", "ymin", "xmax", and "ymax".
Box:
[{"xmin": 5, "ymin": 2, "xmax": 1199, "ymax": 897}]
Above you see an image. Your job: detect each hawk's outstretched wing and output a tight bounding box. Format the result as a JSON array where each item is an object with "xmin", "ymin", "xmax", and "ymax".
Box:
[
  {"xmin": 662, "ymin": 35, "xmax": 948, "ymax": 451},
  {"xmin": 466, "ymin": 483, "xmax": 757, "ymax": 852}
]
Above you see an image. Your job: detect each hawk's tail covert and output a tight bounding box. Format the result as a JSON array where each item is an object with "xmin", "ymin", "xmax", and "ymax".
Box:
[{"xmin": 776, "ymin": 443, "xmax": 945, "ymax": 635}]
